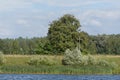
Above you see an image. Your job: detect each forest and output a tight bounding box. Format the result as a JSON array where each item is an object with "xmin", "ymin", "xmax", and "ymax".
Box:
[
  {"xmin": 0, "ymin": 34, "xmax": 120, "ymax": 55},
  {"xmin": 0, "ymin": 14, "xmax": 120, "ymax": 55}
]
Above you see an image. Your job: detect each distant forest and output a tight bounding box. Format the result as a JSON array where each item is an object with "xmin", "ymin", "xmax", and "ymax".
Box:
[
  {"xmin": 0, "ymin": 33, "xmax": 120, "ymax": 55},
  {"xmin": 0, "ymin": 14, "xmax": 120, "ymax": 55}
]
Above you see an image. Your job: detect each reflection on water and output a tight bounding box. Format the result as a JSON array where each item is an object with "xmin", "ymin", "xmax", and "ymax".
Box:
[{"xmin": 0, "ymin": 74, "xmax": 120, "ymax": 80}]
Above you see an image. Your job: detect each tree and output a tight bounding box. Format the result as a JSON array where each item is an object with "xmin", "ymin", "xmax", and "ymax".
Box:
[
  {"xmin": 0, "ymin": 39, "xmax": 4, "ymax": 51},
  {"xmin": 34, "ymin": 37, "xmax": 53, "ymax": 54},
  {"xmin": 48, "ymin": 14, "xmax": 81, "ymax": 53},
  {"xmin": 12, "ymin": 39, "xmax": 20, "ymax": 54}
]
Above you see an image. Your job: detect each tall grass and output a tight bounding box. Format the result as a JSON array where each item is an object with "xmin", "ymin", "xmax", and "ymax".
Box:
[
  {"xmin": 62, "ymin": 48, "xmax": 117, "ymax": 69},
  {"xmin": 1, "ymin": 65, "xmax": 114, "ymax": 74},
  {"xmin": 0, "ymin": 52, "xmax": 6, "ymax": 65},
  {"xmin": 27, "ymin": 56, "xmax": 58, "ymax": 66},
  {"xmin": 0, "ymin": 54, "xmax": 119, "ymax": 74}
]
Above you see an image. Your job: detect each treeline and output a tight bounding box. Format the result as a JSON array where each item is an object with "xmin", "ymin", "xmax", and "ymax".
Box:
[
  {"xmin": 0, "ymin": 33, "xmax": 120, "ymax": 55},
  {"xmin": 90, "ymin": 34, "xmax": 120, "ymax": 54},
  {"xmin": 0, "ymin": 37, "xmax": 39, "ymax": 54},
  {"xmin": 0, "ymin": 14, "xmax": 120, "ymax": 55}
]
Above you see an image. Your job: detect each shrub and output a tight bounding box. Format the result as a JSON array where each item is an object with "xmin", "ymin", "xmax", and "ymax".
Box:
[
  {"xmin": 62, "ymin": 48, "xmax": 118, "ymax": 68},
  {"xmin": 62, "ymin": 48, "xmax": 83, "ymax": 65},
  {"xmin": 0, "ymin": 51, "xmax": 6, "ymax": 65},
  {"xmin": 28, "ymin": 56, "xmax": 57, "ymax": 66},
  {"xmin": 97, "ymin": 59, "xmax": 110, "ymax": 67},
  {"xmin": 62, "ymin": 48, "xmax": 97, "ymax": 65},
  {"xmin": 82, "ymin": 55, "xmax": 97, "ymax": 66},
  {"xmin": 109, "ymin": 62, "xmax": 118, "ymax": 69}
]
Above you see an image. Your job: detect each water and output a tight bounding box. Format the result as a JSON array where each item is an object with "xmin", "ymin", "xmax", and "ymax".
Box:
[{"xmin": 0, "ymin": 74, "xmax": 120, "ymax": 80}]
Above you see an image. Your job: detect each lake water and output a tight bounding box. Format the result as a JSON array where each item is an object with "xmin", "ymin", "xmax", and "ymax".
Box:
[{"xmin": 0, "ymin": 74, "xmax": 120, "ymax": 80}]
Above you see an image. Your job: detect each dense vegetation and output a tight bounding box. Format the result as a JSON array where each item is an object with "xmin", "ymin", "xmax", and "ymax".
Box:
[
  {"xmin": 0, "ymin": 52, "xmax": 6, "ymax": 65},
  {"xmin": 0, "ymin": 14, "xmax": 119, "ymax": 74},
  {"xmin": 0, "ymin": 55, "xmax": 120, "ymax": 74},
  {"xmin": 62, "ymin": 48, "xmax": 113, "ymax": 67},
  {"xmin": 0, "ymin": 34, "xmax": 120, "ymax": 55},
  {"xmin": 48, "ymin": 14, "xmax": 81, "ymax": 54},
  {"xmin": 0, "ymin": 14, "xmax": 120, "ymax": 55}
]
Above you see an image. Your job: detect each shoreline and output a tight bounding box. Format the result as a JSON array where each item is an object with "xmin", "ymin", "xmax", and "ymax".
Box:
[{"xmin": 0, "ymin": 55, "xmax": 119, "ymax": 75}]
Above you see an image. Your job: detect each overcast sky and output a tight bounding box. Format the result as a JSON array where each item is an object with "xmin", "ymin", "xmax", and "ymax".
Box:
[{"xmin": 0, "ymin": 0, "xmax": 120, "ymax": 38}]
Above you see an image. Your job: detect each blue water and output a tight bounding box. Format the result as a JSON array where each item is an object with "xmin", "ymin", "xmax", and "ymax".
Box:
[{"xmin": 0, "ymin": 74, "xmax": 120, "ymax": 80}]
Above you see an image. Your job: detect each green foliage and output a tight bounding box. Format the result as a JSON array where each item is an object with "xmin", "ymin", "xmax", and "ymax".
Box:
[
  {"xmin": 62, "ymin": 48, "xmax": 83, "ymax": 65},
  {"xmin": 28, "ymin": 56, "xmax": 58, "ymax": 66},
  {"xmin": 35, "ymin": 37, "xmax": 53, "ymax": 54},
  {"xmin": 0, "ymin": 14, "xmax": 120, "ymax": 55},
  {"xmin": 48, "ymin": 14, "xmax": 81, "ymax": 53},
  {"xmin": 82, "ymin": 55, "xmax": 97, "ymax": 65},
  {"xmin": 1, "ymin": 65, "xmax": 114, "ymax": 74},
  {"xmin": 62, "ymin": 48, "xmax": 97, "ymax": 66},
  {"xmin": 90, "ymin": 34, "xmax": 120, "ymax": 54},
  {"xmin": 62, "ymin": 48, "xmax": 118, "ymax": 68},
  {"xmin": 0, "ymin": 52, "xmax": 6, "ymax": 65},
  {"xmin": 0, "ymin": 39, "xmax": 4, "ymax": 51},
  {"xmin": 79, "ymin": 31, "xmax": 90, "ymax": 54},
  {"xmin": 0, "ymin": 55, "xmax": 119, "ymax": 74}
]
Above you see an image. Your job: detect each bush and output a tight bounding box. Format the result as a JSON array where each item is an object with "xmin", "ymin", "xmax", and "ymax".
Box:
[
  {"xmin": 62, "ymin": 48, "xmax": 118, "ymax": 68},
  {"xmin": 62, "ymin": 48, "xmax": 97, "ymax": 65},
  {"xmin": 110, "ymin": 62, "xmax": 118, "ymax": 69},
  {"xmin": 62, "ymin": 48, "xmax": 83, "ymax": 65},
  {"xmin": 28, "ymin": 56, "xmax": 57, "ymax": 66},
  {"xmin": 82, "ymin": 55, "xmax": 97, "ymax": 66},
  {"xmin": 97, "ymin": 59, "xmax": 110, "ymax": 67},
  {"xmin": 0, "ymin": 51, "xmax": 6, "ymax": 65}
]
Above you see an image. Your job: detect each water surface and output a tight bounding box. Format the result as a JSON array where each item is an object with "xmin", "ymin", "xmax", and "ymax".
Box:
[{"xmin": 0, "ymin": 74, "xmax": 120, "ymax": 80}]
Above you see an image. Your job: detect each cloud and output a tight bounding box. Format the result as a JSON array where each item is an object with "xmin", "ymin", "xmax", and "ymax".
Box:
[
  {"xmin": 0, "ymin": 0, "xmax": 32, "ymax": 11},
  {"xmin": 0, "ymin": 29, "xmax": 11, "ymax": 37},
  {"xmin": 79, "ymin": 10, "xmax": 120, "ymax": 24},
  {"xmin": 1, "ymin": 0, "xmax": 120, "ymax": 11},
  {"xmin": 89, "ymin": 19, "xmax": 102, "ymax": 27},
  {"xmin": 0, "ymin": 24, "xmax": 12, "ymax": 38},
  {"xmin": 0, "ymin": 0, "xmax": 120, "ymax": 38},
  {"xmin": 33, "ymin": 0, "xmax": 97, "ymax": 7},
  {"xmin": 31, "ymin": 0, "xmax": 120, "ymax": 7},
  {"xmin": 16, "ymin": 19, "xmax": 29, "ymax": 26},
  {"xmin": 74, "ymin": 9, "xmax": 120, "ymax": 35}
]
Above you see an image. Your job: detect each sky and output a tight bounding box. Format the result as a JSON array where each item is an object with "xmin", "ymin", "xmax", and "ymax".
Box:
[{"xmin": 0, "ymin": 0, "xmax": 120, "ymax": 38}]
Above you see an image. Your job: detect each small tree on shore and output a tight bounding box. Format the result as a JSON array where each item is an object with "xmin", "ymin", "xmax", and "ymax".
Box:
[{"xmin": 0, "ymin": 51, "xmax": 6, "ymax": 65}]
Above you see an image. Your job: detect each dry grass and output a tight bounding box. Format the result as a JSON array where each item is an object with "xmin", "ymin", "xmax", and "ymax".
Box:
[
  {"xmin": 4, "ymin": 54, "xmax": 120, "ymax": 66},
  {"xmin": 1, "ymin": 54, "xmax": 120, "ymax": 74},
  {"xmin": 4, "ymin": 55, "xmax": 63, "ymax": 66},
  {"xmin": 92, "ymin": 54, "xmax": 120, "ymax": 58}
]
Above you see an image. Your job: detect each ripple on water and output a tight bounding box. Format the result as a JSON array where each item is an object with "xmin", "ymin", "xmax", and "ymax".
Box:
[{"xmin": 0, "ymin": 74, "xmax": 120, "ymax": 80}]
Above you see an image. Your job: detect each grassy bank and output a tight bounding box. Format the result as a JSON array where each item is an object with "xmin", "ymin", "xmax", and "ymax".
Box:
[{"xmin": 0, "ymin": 55, "xmax": 120, "ymax": 74}]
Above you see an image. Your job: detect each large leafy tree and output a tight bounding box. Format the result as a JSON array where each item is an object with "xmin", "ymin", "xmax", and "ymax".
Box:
[{"xmin": 48, "ymin": 14, "xmax": 81, "ymax": 53}]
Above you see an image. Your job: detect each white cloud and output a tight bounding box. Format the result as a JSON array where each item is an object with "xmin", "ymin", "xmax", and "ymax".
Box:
[
  {"xmin": 78, "ymin": 10, "xmax": 120, "ymax": 27},
  {"xmin": 80, "ymin": 10, "xmax": 120, "ymax": 19},
  {"xmin": 0, "ymin": 0, "xmax": 120, "ymax": 38},
  {"xmin": 31, "ymin": 0, "xmax": 97, "ymax": 7},
  {"xmin": 0, "ymin": 0, "xmax": 32, "ymax": 11},
  {"xmin": 75, "ymin": 9, "xmax": 120, "ymax": 35},
  {"xmin": 0, "ymin": 24, "xmax": 12, "ymax": 38},
  {"xmin": 16, "ymin": 19, "xmax": 28, "ymax": 25},
  {"xmin": 31, "ymin": 0, "xmax": 120, "ymax": 7},
  {"xmin": 89, "ymin": 19, "xmax": 102, "ymax": 27}
]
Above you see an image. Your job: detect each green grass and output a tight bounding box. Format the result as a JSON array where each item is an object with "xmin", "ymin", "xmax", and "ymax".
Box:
[
  {"xmin": 5, "ymin": 56, "xmax": 29, "ymax": 66},
  {"xmin": 1, "ymin": 65, "xmax": 114, "ymax": 74},
  {"xmin": 4, "ymin": 55, "xmax": 62, "ymax": 66},
  {"xmin": 0, "ymin": 55, "xmax": 120, "ymax": 74},
  {"xmin": 99, "ymin": 55, "xmax": 120, "ymax": 74}
]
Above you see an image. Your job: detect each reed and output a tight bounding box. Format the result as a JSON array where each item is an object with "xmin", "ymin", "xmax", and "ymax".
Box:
[
  {"xmin": 0, "ymin": 54, "xmax": 119, "ymax": 74},
  {"xmin": 1, "ymin": 65, "xmax": 114, "ymax": 74}
]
